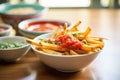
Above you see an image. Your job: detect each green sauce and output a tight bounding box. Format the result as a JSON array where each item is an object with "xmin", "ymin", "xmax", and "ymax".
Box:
[{"xmin": 0, "ymin": 42, "xmax": 27, "ymax": 49}]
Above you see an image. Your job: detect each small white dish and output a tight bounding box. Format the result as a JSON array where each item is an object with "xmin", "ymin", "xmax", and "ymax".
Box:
[
  {"xmin": 0, "ymin": 2, "xmax": 48, "ymax": 29},
  {"xmin": 0, "ymin": 24, "xmax": 12, "ymax": 36},
  {"xmin": 18, "ymin": 19, "xmax": 71, "ymax": 38},
  {"xmin": 0, "ymin": 36, "xmax": 30, "ymax": 62}
]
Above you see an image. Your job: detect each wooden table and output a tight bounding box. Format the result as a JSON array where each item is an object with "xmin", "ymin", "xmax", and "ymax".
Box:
[{"xmin": 0, "ymin": 9, "xmax": 120, "ymax": 80}]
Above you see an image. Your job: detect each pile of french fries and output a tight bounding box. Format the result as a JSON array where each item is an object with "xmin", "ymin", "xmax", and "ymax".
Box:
[{"xmin": 26, "ymin": 21, "xmax": 105, "ymax": 55}]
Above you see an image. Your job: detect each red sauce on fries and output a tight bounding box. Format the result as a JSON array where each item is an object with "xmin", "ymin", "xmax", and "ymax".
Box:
[{"xmin": 49, "ymin": 35, "xmax": 83, "ymax": 50}]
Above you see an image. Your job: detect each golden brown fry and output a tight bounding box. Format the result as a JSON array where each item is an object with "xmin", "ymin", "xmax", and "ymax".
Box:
[
  {"xmin": 81, "ymin": 44, "xmax": 92, "ymax": 51},
  {"xmin": 75, "ymin": 50, "xmax": 89, "ymax": 54},
  {"xmin": 40, "ymin": 41, "xmax": 67, "ymax": 51},
  {"xmin": 86, "ymin": 38, "xmax": 104, "ymax": 48},
  {"xmin": 42, "ymin": 49, "xmax": 62, "ymax": 55},
  {"xmin": 76, "ymin": 34, "xmax": 85, "ymax": 40},
  {"xmin": 81, "ymin": 42, "xmax": 104, "ymax": 53},
  {"xmin": 69, "ymin": 26, "xmax": 91, "ymax": 40},
  {"xmin": 64, "ymin": 51, "xmax": 70, "ymax": 55},
  {"xmin": 83, "ymin": 27, "xmax": 91, "ymax": 39},
  {"xmin": 89, "ymin": 43, "xmax": 104, "ymax": 49},
  {"xmin": 60, "ymin": 23, "xmax": 68, "ymax": 35},
  {"xmin": 63, "ymin": 23, "xmax": 68, "ymax": 30},
  {"xmin": 69, "ymin": 21, "xmax": 81, "ymax": 32},
  {"xmin": 26, "ymin": 39, "xmax": 41, "ymax": 47},
  {"xmin": 88, "ymin": 36, "xmax": 107, "ymax": 41},
  {"xmin": 92, "ymin": 48, "xmax": 101, "ymax": 52},
  {"xmin": 87, "ymin": 37, "xmax": 102, "ymax": 41},
  {"xmin": 35, "ymin": 46, "xmax": 42, "ymax": 50},
  {"xmin": 70, "ymin": 50, "xmax": 78, "ymax": 55}
]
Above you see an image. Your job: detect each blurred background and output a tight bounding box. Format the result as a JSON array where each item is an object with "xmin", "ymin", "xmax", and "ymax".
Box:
[
  {"xmin": 0, "ymin": 0, "xmax": 120, "ymax": 36},
  {"xmin": 0, "ymin": 0, "xmax": 120, "ymax": 8}
]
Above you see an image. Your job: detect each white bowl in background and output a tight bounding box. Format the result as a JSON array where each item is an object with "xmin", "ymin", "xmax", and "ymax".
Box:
[
  {"xmin": 0, "ymin": 24, "xmax": 12, "ymax": 36},
  {"xmin": 0, "ymin": 3, "xmax": 48, "ymax": 30},
  {"xmin": 18, "ymin": 19, "xmax": 71, "ymax": 38},
  {"xmin": 0, "ymin": 36, "xmax": 30, "ymax": 62}
]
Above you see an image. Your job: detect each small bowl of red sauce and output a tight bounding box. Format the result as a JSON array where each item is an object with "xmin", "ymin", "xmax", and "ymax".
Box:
[
  {"xmin": 0, "ymin": 24, "xmax": 12, "ymax": 36},
  {"xmin": 18, "ymin": 19, "xmax": 71, "ymax": 38}
]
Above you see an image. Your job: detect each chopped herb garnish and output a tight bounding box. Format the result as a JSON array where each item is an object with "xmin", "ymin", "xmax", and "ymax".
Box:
[
  {"xmin": 0, "ymin": 42, "xmax": 27, "ymax": 49},
  {"xmin": 72, "ymin": 33, "xmax": 79, "ymax": 37}
]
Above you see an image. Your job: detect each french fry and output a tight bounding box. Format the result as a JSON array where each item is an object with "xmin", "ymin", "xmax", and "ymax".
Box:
[
  {"xmin": 70, "ymin": 26, "xmax": 91, "ymax": 40},
  {"xmin": 60, "ymin": 23, "xmax": 68, "ymax": 35},
  {"xmin": 35, "ymin": 46, "xmax": 42, "ymax": 50},
  {"xmin": 83, "ymin": 27, "xmax": 91, "ymax": 39},
  {"xmin": 86, "ymin": 38, "xmax": 104, "ymax": 48},
  {"xmin": 76, "ymin": 34, "xmax": 85, "ymax": 40},
  {"xmin": 42, "ymin": 49, "xmax": 62, "ymax": 55},
  {"xmin": 64, "ymin": 51, "xmax": 70, "ymax": 55},
  {"xmin": 63, "ymin": 23, "xmax": 68, "ymax": 35},
  {"xmin": 88, "ymin": 36, "xmax": 106, "ymax": 41},
  {"xmin": 26, "ymin": 39, "xmax": 41, "ymax": 47},
  {"xmin": 70, "ymin": 50, "xmax": 78, "ymax": 55},
  {"xmin": 40, "ymin": 41, "xmax": 67, "ymax": 51},
  {"xmin": 81, "ymin": 44, "xmax": 93, "ymax": 51},
  {"xmin": 69, "ymin": 21, "xmax": 81, "ymax": 32},
  {"xmin": 89, "ymin": 43, "xmax": 104, "ymax": 49},
  {"xmin": 75, "ymin": 50, "xmax": 89, "ymax": 54},
  {"xmin": 92, "ymin": 48, "xmax": 101, "ymax": 52}
]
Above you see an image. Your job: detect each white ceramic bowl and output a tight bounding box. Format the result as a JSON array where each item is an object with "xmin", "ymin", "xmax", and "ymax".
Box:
[
  {"xmin": 18, "ymin": 19, "xmax": 71, "ymax": 38},
  {"xmin": 0, "ymin": 36, "xmax": 30, "ymax": 62},
  {"xmin": 31, "ymin": 33, "xmax": 100, "ymax": 72},
  {"xmin": 0, "ymin": 24, "xmax": 12, "ymax": 36}
]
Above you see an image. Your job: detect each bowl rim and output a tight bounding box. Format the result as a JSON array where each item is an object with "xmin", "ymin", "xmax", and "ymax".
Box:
[
  {"xmin": 0, "ymin": 2, "xmax": 48, "ymax": 16},
  {"xmin": 0, "ymin": 36, "xmax": 30, "ymax": 50},
  {"xmin": 31, "ymin": 33, "xmax": 101, "ymax": 58},
  {"xmin": 0, "ymin": 24, "xmax": 12, "ymax": 34},
  {"xmin": 18, "ymin": 18, "xmax": 71, "ymax": 34}
]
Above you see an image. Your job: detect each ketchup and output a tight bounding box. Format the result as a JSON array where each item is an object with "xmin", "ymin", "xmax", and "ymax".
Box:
[{"xmin": 49, "ymin": 35, "xmax": 83, "ymax": 50}]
